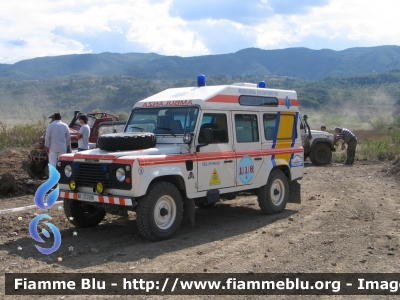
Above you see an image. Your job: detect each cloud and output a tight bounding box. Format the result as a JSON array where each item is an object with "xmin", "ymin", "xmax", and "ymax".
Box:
[
  {"xmin": 254, "ymin": 0, "xmax": 400, "ymax": 50},
  {"xmin": 0, "ymin": 0, "xmax": 399, "ymax": 64}
]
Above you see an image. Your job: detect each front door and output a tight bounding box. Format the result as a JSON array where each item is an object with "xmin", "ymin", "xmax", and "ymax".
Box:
[{"xmin": 196, "ymin": 111, "xmax": 235, "ymax": 191}]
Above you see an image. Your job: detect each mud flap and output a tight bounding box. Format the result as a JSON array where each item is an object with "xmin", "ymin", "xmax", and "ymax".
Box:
[
  {"xmin": 288, "ymin": 180, "xmax": 301, "ymax": 204},
  {"xmin": 206, "ymin": 189, "xmax": 220, "ymax": 204}
]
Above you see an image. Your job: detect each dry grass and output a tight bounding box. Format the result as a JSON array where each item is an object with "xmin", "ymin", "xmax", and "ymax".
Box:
[
  {"xmin": 0, "ymin": 120, "xmax": 47, "ymax": 150},
  {"xmin": 333, "ymin": 127, "xmax": 400, "ymax": 162}
]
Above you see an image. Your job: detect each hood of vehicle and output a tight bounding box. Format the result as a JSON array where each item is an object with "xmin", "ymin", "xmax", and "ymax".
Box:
[{"xmin": 310, "ymin": 130, "xmax": 334, "ymax": 140}]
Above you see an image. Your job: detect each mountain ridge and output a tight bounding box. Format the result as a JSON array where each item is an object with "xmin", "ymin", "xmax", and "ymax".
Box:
[{"xmin": 1, "ymin": 45, "xmax": 400, "ymax": 80}]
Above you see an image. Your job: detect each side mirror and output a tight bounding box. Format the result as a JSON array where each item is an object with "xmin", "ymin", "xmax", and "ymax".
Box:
[{"xmin": 196, "ymin": 128, "xmax": 213, "ymax": 152}]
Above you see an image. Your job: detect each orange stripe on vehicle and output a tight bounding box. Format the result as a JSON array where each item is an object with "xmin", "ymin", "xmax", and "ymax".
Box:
[
  {"xmin": 206, "ymin": 95, "xmax": 239, "ymax": 103},
  {"xmin": 235, "ymin": 150, "xmax": 262, "ymax": 159},
  {"xmin": 114, "ymin": 158, "xmax": 135, "ymax": 164},
  {"xmin": 74, "ymin": 153, "xmax": 117, "ymax": 160},
  {"xmin": 98, "ymin": 195, "xmax": 105, "ymax": 203},
  {"xmin": 278, "ymin": 98, "xmax": 298, "ymax": 106},
  {"xmin": 109, "ymin": 197, "xmax": 115, "ymax": 205},
  {"xmin": 261, "ymin": 147, "xmax": 303, "ymax": 156},
  {"xmin": 59, "ymin": 156, "xmax": 74, "ymax": 161},
  {"xmin": 196, "ymin": 151, "xmax": 235, "ymax": 161},
  {"xmin": 138, "ymin": 154, "xmax": 197, "ymax": 166},
  {"xmin": 120, "ymin": 198, "xmax": 125, "ymax": 206}
]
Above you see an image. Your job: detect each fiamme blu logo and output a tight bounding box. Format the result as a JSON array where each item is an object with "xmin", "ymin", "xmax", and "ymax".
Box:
[{"xmin": 28, "ymin": 164, "xmax": 62, "ymax": 255}]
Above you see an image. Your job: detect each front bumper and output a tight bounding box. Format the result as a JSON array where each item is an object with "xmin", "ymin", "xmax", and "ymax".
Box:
[{"xmin": 59, "ymin": 190, "xmax": 134, "ymax": 206}]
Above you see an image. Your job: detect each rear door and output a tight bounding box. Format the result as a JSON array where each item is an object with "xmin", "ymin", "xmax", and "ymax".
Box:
[{"xmin": 232, "ymin": 112, "xmax": 264, "ymax": 186}]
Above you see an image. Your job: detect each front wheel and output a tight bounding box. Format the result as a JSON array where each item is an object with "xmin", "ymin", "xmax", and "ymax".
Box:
[
  {"xmin": 64, "ymin": 199, "xmax": 106, "ymax": 227},
  {"xmin": 257, "ymin": 169, "xmax": 289, "ymax": 214},
  {"xmin": 136, "ymin": 182, "xmax": 183, "ymax": 241},
  {"xmin": 309, "ymin": 143, "xmax": 332, "ymax": 165}
]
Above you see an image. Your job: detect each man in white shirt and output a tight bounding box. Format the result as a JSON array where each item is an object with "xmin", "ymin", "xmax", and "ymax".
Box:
[
  {"xmin": 77, "ymin": 114, "xmax": 90, "ymax": 151},
  {"xmin": 44, "ymin": 112, "xmax": 71, "ymax": 167}
]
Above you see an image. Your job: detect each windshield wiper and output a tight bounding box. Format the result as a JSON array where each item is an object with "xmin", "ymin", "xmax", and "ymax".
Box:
[
  {"xmin": 131, "ymin": 126, "xmax": 144, "ymax": 132},
  {"xmin": 155, "ymin": 127, "xmax": 176, "ymax": 136}
]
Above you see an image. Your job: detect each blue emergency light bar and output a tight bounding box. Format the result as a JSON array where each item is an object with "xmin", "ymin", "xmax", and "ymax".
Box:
[
  {"xmin": 258, "ymin": 81, "xmax": 266, "ymax": 88},
  {"xmin": 197, "ymin": 74, "xmax": 206, "ymax": 87}
]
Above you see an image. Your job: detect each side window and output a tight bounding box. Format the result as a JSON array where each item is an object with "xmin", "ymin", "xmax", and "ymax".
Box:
[
  {"xmin": 263, "ymin": 114, "xmax": 296, "ymax": 140},
  {"xmin": 235, "ymin": 114, "xmax": 259, "ymax": 143},
  {"xmin": 198, "ymin": 113, "xmax": 228, "ymax": 143}
]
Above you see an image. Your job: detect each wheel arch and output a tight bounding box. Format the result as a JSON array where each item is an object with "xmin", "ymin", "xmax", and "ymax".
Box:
[
  {"xmin": 262, "ymin": 158, "xmax": 291, "ymax": 185},
  {"xmin": 311, "ymin": 138, "xmax": 335, "ymax": 150},
  {"xmin": 274, "ymin": 164, "xmax": 291, "ymax": 181},
  {"xmin": 138, "ymin": 167, "xmax": 186, "ymax": 197}
]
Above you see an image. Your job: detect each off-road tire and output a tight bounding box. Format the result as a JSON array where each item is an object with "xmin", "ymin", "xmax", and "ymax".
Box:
[
  {"xmin": 309, "ymin": 143, "xmax": 332, "ymax": 166},
  {"xmin": 136, "ymin": 182, "xmax": 183, "ymax": 241},
  {"xmin": 27, "ymin": 161, "xmax": 46, "ymax": 179},
  {"xmin": 257, "ymin": 169, "xmax": 289, "ymax": 214},
  {"xmin": 63, "ymin": 199, "xmax": 106, "ymax": 228},
  {"xmin": 97, "ymin": 132, "xmax": 156, "ymax": 151}
]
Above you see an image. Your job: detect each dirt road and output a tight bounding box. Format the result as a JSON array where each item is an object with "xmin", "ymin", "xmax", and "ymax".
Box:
[{"xmin": 0, "ymin": 150, "xmax": 399, "ymax": 299}]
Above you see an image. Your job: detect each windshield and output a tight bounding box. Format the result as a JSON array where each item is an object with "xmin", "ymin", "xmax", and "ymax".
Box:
[
  {"xmin": 75, "ymin": 115, "xmax": 96, "ymax": 128},
  {"xmin": 125, "ymin": 106, "xmax": 199, "ymax": 135}
]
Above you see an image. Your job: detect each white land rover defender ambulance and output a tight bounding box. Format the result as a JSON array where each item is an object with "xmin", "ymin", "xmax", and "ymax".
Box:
[{"xmin": 57, "ymin": 75, "xmax": 304, "ymax": 241}]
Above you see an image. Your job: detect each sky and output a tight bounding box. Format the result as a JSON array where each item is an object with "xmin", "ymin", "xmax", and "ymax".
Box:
[{"xmin": 1, "ymin": 0, "xmax": 399, "ymax": 64}]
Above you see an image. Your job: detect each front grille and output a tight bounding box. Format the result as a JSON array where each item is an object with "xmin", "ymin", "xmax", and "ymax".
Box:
[{"xmin": 73, "ymin": 163, "xmax": 112, "ymax": 188}]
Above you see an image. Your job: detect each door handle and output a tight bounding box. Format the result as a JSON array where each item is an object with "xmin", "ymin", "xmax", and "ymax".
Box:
[
  {"xmin": 224, "ymin": 160, "xmax": 233, "ymax": 163},
  {"xmin": 255, "ymin": 157, "xmax": 262, "ymax": 160}
]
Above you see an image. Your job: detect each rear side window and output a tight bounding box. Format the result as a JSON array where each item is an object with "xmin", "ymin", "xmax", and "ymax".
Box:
[
  {"xmin": 263, "ymin": 114, "xmax": 297, "ymax": 140},
  {"xmin": 235, "ymin": 114, "xmax": 259, "ymax": 143}
]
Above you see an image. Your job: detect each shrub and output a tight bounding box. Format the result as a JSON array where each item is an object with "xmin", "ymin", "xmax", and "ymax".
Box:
[{"xmin": 0, "ymin": 120, "xmax": 47, "ymax": 150}]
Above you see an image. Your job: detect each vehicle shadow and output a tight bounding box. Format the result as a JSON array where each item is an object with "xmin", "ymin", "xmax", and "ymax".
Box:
[{"xmin": 0, "ymin": 199, "xmax": 297, "ymax": 270}]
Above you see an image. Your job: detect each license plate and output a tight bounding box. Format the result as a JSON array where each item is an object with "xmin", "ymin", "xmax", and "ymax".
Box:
[{"xmin": 77, "ymin": 193, "xmax": 95, "ymax": 201}]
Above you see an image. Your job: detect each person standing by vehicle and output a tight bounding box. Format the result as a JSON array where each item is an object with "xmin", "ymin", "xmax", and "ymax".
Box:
[
  {"xmin": 76, "ymin": 114, "xmax": 90, "ymax": 151},
  {"xmin": 334, "ymin": 127, "xmax": 357, "ymax": 165},
  {"xmin": 45, "ymin": 112, "xmax": 71, "ymax": 167}
]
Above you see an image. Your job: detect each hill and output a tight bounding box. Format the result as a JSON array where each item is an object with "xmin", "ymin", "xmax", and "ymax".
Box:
[
  {"xmin": 1, "ymin": 46, "xmax": 400, "ymax": 80},
  {"xmin": 1, "ymin": 71, "xmax": 400, "ymax": 130}
]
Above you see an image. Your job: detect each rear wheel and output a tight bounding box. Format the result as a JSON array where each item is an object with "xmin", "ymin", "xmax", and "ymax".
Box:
[
  {"xmin": 309, "ymin": 143, "xmax": 332, "ymax": 165},
  {"xmin": 136, "ymin": 182, "xmax": 183, "ymax": 241},
  {"xmin": 64, "ymin": 199, "xmax": 106, "ymax": 227},
  {"xmin": 257, "ymin": 169, "xmax": 289, "ymax": 214}
]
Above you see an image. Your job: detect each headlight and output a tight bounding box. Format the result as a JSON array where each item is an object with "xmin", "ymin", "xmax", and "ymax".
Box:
[
  {"xmin": 116, "ymin": 168, "xmax": 125, "ymax": 182},
  {"xmin": 64, "ymin": 164, "xmax": 72, "ymax": 178}
]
